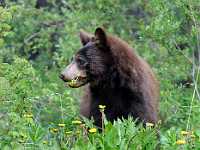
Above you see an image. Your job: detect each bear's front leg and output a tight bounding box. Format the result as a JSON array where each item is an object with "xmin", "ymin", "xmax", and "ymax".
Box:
[{"xmin": 90, "ymin": 106, "xmax": 103, "ymax": 128}]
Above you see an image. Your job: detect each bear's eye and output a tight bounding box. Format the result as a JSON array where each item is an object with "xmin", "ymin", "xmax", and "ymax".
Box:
[
  {"xmin": 76, "ymin": 57, "xmax": 87, "ymax": 66},
  {"xmin": 70, "ymin": 56, "xmax": 74, "ymax": 62}
]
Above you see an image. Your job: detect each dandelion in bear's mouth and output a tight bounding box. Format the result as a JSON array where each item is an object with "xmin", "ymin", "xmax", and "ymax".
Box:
[
  {"xmin": 176, "ymin": 140, "xmax": 186, "ymax": 145},
  {"xmin": 72, "ymin": 120, "xmax": 82, "ymax": 124},
  {"xmin": 58, "ymin": 123, "xmax": 65, "ymax": 127},
  {"xmin": 89, "ymin": 128, "xmax": 97, "ymax": 133}
]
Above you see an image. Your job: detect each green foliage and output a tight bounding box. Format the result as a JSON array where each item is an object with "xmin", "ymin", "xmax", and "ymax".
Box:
[
  {"xmin": 0, "ymin": 6, "xmax": 13, "ymax": 48},
  {"xmin": 0, "ymin": 0, "xmax": 200, "ymax": 149}
]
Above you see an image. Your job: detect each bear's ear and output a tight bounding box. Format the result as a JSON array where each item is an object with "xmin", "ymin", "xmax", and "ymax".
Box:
[
  {"xmin": 95, "ymin": 27, "xmax": 107, "ymax": 46},
  {"xmin": 79, "ymin": 30, "xmax": 93, "ymax": 45}
]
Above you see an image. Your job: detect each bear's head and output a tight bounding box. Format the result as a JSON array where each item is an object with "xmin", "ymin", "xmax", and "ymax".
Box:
[{"xmin": 60, "ymin": 27, "xmax": 113, "ymax": 88}]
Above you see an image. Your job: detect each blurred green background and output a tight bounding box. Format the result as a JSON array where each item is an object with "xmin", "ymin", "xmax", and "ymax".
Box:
[{"xmin": 0, "ymin": 0, "xmax": 200, "ymax": 149}]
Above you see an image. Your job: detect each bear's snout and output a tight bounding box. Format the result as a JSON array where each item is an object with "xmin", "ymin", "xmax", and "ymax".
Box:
[
  {"xmin": 59, "ymin": 74, "xmax": 69, "ymax": 82},
  {"xmin": 60, "ymin": 61, "xmax": 87, "ymax": 84}
]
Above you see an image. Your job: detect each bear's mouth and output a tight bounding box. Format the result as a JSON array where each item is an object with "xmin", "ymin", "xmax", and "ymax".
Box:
[{"xmin": 66, "ymin": 76, "xmax": 88, "ymax": 88}]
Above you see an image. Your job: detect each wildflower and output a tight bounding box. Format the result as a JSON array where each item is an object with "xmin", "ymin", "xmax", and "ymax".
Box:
[
  {"xmin": 181, "ymin": 131, "xmax": 189, "ymax": 136},
  {"xmin": 80, "ymin": 124, "xmax": 86, "ymax": 127},
  {"xmin": 146, "ymin": 122, "xmax": 154, "ymax": 127},
  {"xmin": 99, "ymin": 105, "xmax": 106, "ymax": 109},
  {"xmin": 18, "ymin": 139, "xmax": 25, "ymax": 143},
  {"xmin": 89, "ymin": 128, "xmax": 97, "ymax": 133},
  {"xmin": 58, "ymin": 123, "xmax": 65, "ymax": 127},
  {"xmin": 176, "ymin": 140, "xmax": 186, "ymax": 145},
  {"xmin": 65, "ymin": 131, "xmax": 72, "ymax": 134},
  {"xmin": 43, "ymin": 140, "xmax": 48, "ymax": 144},
  {"xmin": 50, "ymin": 128, "xmax": 58, "ymax": 133},
  {"xmin": 20, "ymin": 133, "xmax": 27, "ymax": 139},
  {"xmin": 76, "ymin": 130, "xmax": 81, "ymax": 134},
  {"xmin": 158, "ymin": 120, "xmax": 162, "ymax": 124},
  {"xmin": 24, "ymin": 114, "xmax": 33, "ymax": 118},
  {"xmin": 72, "ymin": 120, "xmax": 82, "ymax": 124}
]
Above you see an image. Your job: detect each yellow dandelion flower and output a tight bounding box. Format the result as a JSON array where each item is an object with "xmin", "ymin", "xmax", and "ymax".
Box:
[
  {"xmin": 24, "ymin": 114, "xmax": 33, "ymax": 118},
  {"xmin": 72, "ymin": 120, "xmax": 82, "ymax": 124},
  {"xmin": 76, "ymin": 130, "xmax": 81, "ymax": 134},
  {"xmin": 146, "ymin": 122, "xmax": 154, "ymax": 127},
  {"xmin": 181, "ymin": 131, "xmax": 189, "ymax": 136},
  {"xmin": 58, "ymin": 123, "xmax": 65, "ymax": 127},
  {"xmin": 50, "ymin": 128, "xmax": 58, "ymax": 133},
  {"xmin": 65, "ymin": 131, "xmax": 72, "ymax": 134},
  {"xmin": 89, "ymin": 128, "xmax": 97, "ymax": 133},
  {"xmin": 99, "ymin": 105, "xmax": 106, "ymax": 109},
  {"xmin": 43, "ymin": 140, "xmax": 48, "ymax": 144},
  {"xmin": 18, "ymin": 139, "xmax": 25, "ymax": 143},
  {"xmin": 176, "ymin": 140, "xmax": 186, "ymax": 145}
]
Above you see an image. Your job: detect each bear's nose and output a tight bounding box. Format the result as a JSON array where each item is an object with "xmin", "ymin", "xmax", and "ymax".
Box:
[
  {"xmin": 59, "ymin": 74, "xmax": 72, "ymax": 82},
  {"xmin": 59, "ymin": 74, "xmax": 66, "ymax": 81}
]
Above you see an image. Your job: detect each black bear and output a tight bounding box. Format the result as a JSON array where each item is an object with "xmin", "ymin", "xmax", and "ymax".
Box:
[{"xmin": 60, "ymin": 27, "xmax": 159, "ymax": 127}]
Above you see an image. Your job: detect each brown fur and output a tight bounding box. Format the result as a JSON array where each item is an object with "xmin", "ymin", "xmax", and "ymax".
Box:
[{"xmin": 79, "ymin": 30, "xmax": 159, "ymax": 125}]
